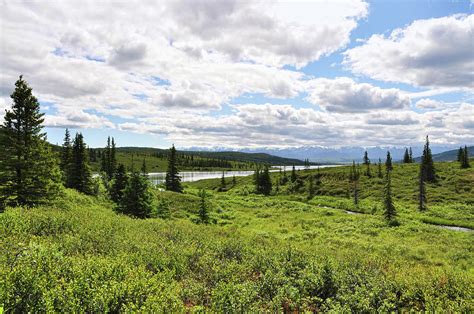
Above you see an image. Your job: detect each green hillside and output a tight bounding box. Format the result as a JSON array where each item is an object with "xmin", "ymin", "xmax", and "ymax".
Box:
[
  {"xmin": 414, "ymin": 146, "xmax": 474, "ymax": 162},
  {"xmin": 1, "ymin": 161, "xmax": 473, "ymax": 311}
]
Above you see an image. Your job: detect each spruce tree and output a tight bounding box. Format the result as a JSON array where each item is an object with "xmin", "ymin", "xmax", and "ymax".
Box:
[
  {"xmin": 61, "ymin": 128, "xmax": 73, "ymax": 187},
  {"xmin": 291, "ymin": 165, "xmax": 297, "ymax": 183},
  {"xmin": 383, "ymin": 170, "xmax": 397, "ymax": 222},
  {"xmin": 198, "ymin": 189, "xmax": 210, "ymax": 224},
  {"xmin": 110, "ymin": 164, "xmax": 128, "ymax": 203},
  {"xmin": 70, "ymin": 133, "xmax": 93, "ymax": 194},
  {"xmin": 461, "ymin": 146, "xmax": 470, "ymax": 168},
  {"xmin": 259, "ymin": 165, "xmax": 272, "ymax": 196},
  {"xmin": 385, "ymin": 151, "xmax": 393, "ymax": 172},
  {"xmin": 409, "ymin": 147, "xmax": 413, "ymax": 163},
  {"xmin": 403, "ymin": 148, "xmax": 410, "ymax": 163},
  {"xmin": 111, "ymin": 137, "xmax": 117, "ymax": 176},
  {"xmin": 165, "ymin": 144, "xmax": 183, "ymax": 193},
  {"xmin": 421, "ymin": 136, "xmax": 436, "ymax": 182},
  {"xmin": 0, "ymin": 76, "xmax": 61, "ymax": 207},
  {"xmin": 418, "ymin": 163, "xmax": 427, "ymax": 212},
  {"xmin": 118, "ymin": 170, "xmax": 153, "ymax": 218},
  {"xmin": 220, "ymin": 171, "xmax": 226, "ymax": 190},
  {"xmin": 363, "ymin": 151, "xmax": 370, "ymax": 165}
]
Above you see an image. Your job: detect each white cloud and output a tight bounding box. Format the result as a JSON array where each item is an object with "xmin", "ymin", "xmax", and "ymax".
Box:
[
  {"xmin": 305, "ymin": 77, "xmax": 410, "ymax": 112},
  {"xmin": 415, "ymin": 98, "xmax": 445, "ymax": 110},
  {"xmin": 344, "ymin": 14, "xmax": 474, "ymax": 89}
]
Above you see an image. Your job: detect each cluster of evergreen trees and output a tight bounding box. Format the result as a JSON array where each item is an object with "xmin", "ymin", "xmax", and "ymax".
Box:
[
  {"xmin": 403, "ymin": 147, "xmax": 414, "ymax": 163},
  {"xmin": 457, "ymin": 146, "xmax": 470, "ymax": 169},
  {"xmin": 253, "ymin": 165, "xmax": 272, "ymax": 195}
]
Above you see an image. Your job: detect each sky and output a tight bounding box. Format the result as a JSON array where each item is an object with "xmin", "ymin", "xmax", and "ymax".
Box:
[{"xmin": 0, "ymin": 0, "xmax": 473, "ymax": 149}]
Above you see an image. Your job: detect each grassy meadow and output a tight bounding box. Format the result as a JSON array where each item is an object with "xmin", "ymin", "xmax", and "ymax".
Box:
[{"xmin": 1, "ymin": 161, "xmax": 473, "ymax": 312}]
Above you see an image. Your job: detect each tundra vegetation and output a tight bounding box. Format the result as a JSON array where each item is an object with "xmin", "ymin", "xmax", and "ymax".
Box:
[{"xmin": 1, "ymin": 77, "xmax": 473, "ymax": 312}]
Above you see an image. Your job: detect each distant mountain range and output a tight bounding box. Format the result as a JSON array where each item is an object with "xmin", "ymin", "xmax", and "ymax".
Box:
[{"xmin": 183, "ymin": 145, "xmax": 470, "ymax": 163}]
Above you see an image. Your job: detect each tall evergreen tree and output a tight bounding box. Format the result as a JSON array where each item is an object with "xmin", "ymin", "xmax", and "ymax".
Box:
[
  {"xmin": 403, "ymin": 148, "xmax": 410, "ymax": 163},
  {"xmin": 110, "ymin": 137, "xmax": 117, "ymax": 176},
  {"xmin": 363, "ymin": 151, "xmax": 370, "ymax": 165},
  {"xmin": 165, "ymin": 144, "xmax": 183, "ymax": 193},
  {"xmin": 70, "ymin": 133, "xmax": 93, "ymax": 194},
  {"xmin": 461, "ymin": 145, "xmax": 470, "ymax": 169},
  {"xmin": 385, "ymin": 151, "xmax": 393, "ymax": 172},
  {"xmin": 0, "ymin": 76, "xmax": 61, "ymax": 208},
  {"xmin": 418, "ymin": 163, "xmax": 427, "ymax": 212},
  {"xmin": 259, "ymin": 165, "xmax": 272, "ymax": 196},
  {"xmin": 421, "ymin": 136, "xmax": 436, "ymax": 182},
  {"xmin": 118, "ymin": 170, "xmax": 153, "ymax": 218},
  {"xmin": 110, "ymin": 163, "xmax": 128, "ymax": 203},
  {"xmin": 220, "ymin": 171, "xmax": 226, "ymax": 190},
  {"xmin": 383, "ymin": 170, "xmax": 397, "ymax": 222},
  {"xmin": 198, "ymin": 189, "xmax": 210, "ymax": 224},
  {"xmin": 61, "ymin": 128, "xmax": 73, "ymax": 187},
  {"xmin": 409, "ymin": 147, "xmax": 413, "ymax": 163},
  {"xmin": 291, "ymin": 165, "xmax": 297, "ymax": 183}
]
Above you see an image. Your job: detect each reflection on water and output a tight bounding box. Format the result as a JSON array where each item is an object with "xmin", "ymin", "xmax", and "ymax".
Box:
[{"xmin": 147, "ymin": 165, "xmax": 340, "ymax": 184}]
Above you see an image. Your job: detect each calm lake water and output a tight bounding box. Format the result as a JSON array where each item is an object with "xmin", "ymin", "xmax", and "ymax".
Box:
[{"xmin": 147, "ymin": 165, "xmax": 340, "ymax": 185}]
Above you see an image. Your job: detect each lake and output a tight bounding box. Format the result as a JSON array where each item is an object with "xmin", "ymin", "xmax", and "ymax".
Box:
[{"xmin": 147, "ymin": 165, "xmax": 340, "ymax": 185}]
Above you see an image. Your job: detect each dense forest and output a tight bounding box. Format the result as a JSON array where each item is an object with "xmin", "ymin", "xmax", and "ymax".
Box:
[{"xmin": 1, "ymin": 77, "xmax": 473, "ymax": 311}]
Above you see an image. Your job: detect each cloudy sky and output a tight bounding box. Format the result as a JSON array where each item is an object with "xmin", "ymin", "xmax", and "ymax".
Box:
[{"xmin": 1, "ymin": 0, "xmax": 473, "ymax": 148}]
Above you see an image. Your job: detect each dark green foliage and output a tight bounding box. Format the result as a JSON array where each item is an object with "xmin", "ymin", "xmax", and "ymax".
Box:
[
  {"xmin": 165, "ymin": 145, "xmax": 183, "ymax": 193},
  {"xmin": 110, "ymin": 164, "xmax": 128, "ymax": 203},
  {"xmin": 254, "ymin": 165, "xmax": 272, "ymax": 195},
  {"xmin": 100, "ymin": 137, "xmax": 117, "ymax": 179},
  {"xmin": 0, "ymin": 76, "xmax": 61, "ymax": 207},
  {"xmin": 232, "ymin": 175, "xmax": 236, "ymax": 186},
  {"xmin": 69, "ymin": 133, "xmax": 93, "ymax": 195},
  {"xmin": 363, "ymin": 151, "xmax": 371, "ymax": 177},
  {"xmin": 461, "ymin": 146, "xmax": 470, "ymax": 169},
  {"xmin": 409, "ymin": 147, "xmax": 413, "ymax": 163},
  {"xmin": 385, "ymin": 151, "xmax": 393, "ymax": 172},
  {"xmin": 141, "ymin": 158, "xmax": 147, "ymax": 175},
  {"xmin": 383, "ymin": 170, "xmax": 397, "ymax": 222},
  {"xmin": 363, "ymin": 151, "xmax": 370, "ymax": 165},
  {"xmin": 403, "ymin": 148, "xmax": 410, "ymax": 163},
  {"xmin": 117, "ymin": 171, "xmax": 153, "ymax": 218},
  {"xmin": 198, "ymin": 189, "xmax": 210, "ymax": 224},
  {"xmin": 60, "ymin": 128, "xmax": 73, "ymax": 186},
  {"xmin": 220, "ymin": 172, "xmax": 226, "ymax": 190},
  {"xmin": 421, "ymin": 136, "xmax": 436, "ymax": 182},
  {"xmin": 291, "ymin": 165, "xmax": 297, "ymax": 183},
  {"xmin": 418, "ymin": 163, "xmax": 427, "ymax": 212}
]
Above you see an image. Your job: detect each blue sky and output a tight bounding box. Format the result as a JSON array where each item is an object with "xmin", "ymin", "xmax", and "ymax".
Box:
[{"xmin": 1, "ymin": 0, "xmax": 473, "ymax": 148}]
